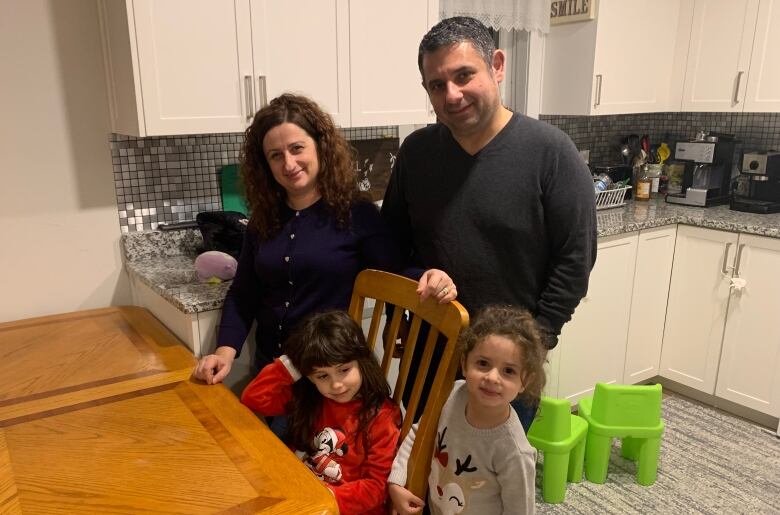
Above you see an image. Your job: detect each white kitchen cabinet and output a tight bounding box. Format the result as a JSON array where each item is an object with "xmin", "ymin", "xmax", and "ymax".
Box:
[
  {"xmin": 743, "ymin": 0, "xmax": 780, "ymax": 111},
  {"xmin": 660, "ymin": 226, "xmax": 738, "ymax": 393},
  {"xmin": 99, "ymin": 0, "xmax": 436, "ymax": 136},
  {"xmin": 541, "ymin": 0, "xmax": 683, "ymax": 115},
  {"xmin": 99, "ymin": 0, "xmax": 256, "ymax": 136},
  {"xmin": 252, "ymin": 0, "xmax": 436, "ymax": 128},
  {"xmin": 716, "ymin": 234, "xmax": 780, "ymax": 416},
  {"xmin": 678, "ymin": 0, "xmax": 760, "ymax": 112},
  {"xmin": 348, "ymin": 0, "xmax": 437, "ymax": 126},
  {"xmin": 249, "ymin": 0, "xmax": 350, "ymax": 127},
  {"xmin": 678, "ymin": 0, "xmax": 780, "ymax": 113},
  {"xmin": 544, "ymin": 345, "xmax": 562, "ymax": 398},
  {"xmin": 624, "ymin": 225, "xmax": 677, "ymax": 384},
  {"xmin": 557, "ymin": 233, "xmax": 638, "ymax": 404}
]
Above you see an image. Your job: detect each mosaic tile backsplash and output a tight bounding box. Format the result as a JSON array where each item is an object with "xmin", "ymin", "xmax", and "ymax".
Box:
[
  {"xmin": 112, "ymin": 113, "xmax": 780, "ymax": 232},
  {"xmin": 111, "ymin": 126, "xmax": 398, "ymax": 232},
  {"xmin": 541, "ymin": 111, "xmax": 780, "ymax": 167}
]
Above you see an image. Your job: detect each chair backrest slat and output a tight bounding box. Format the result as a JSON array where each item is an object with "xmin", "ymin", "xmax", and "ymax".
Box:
[
  {"xmin": 346, "ymin": 269, "xmax": 469, "ymax": 500},
  {"xmin": 380, "ymin": 306, "xmax": 404, "ymax": 375},
  {"xmin": 592, "ymin": 383, "xmax": 663, "ymax": 427},
  {"xmin": 365, "ymin": 299, "xmax": 385, "ymax": 352},
  {"xmin": 393, "ymin": 314, "xmax": 422, "ymax": 404}
]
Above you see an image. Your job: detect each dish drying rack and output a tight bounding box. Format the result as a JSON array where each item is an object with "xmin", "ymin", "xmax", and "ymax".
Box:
[{"xmin": 595, "ymin": 185, "xmax": 631, "ymax": 210}]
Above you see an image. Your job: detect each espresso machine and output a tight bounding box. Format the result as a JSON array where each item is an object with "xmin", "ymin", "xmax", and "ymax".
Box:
[
  {"xmin": 730, "ymin": 151, "xmax": 780, "ymax": 213},
  {"xmin": 665, "ymin": 133, "xmax": 737, "ymax": 207}
]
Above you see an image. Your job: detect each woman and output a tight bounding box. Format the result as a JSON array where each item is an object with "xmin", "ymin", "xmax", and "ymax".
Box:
[{"xmin": 194, "ymin": 94, "xmax": 456, "ymax": 386}]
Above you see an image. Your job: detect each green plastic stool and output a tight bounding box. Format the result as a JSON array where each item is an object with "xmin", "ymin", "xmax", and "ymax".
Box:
[
  {"xmin": 578, "ymin": 383, "xmax": 664, "ymax": 486},
  {"xmin": 527, "ymin": 396, "xmax": 588, "ymax": 503}
]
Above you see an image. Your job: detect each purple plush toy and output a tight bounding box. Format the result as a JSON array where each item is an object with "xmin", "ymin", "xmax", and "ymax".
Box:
[{"xmin": 195, "ymin": 251, "xmax": 238, "ymax": 283}]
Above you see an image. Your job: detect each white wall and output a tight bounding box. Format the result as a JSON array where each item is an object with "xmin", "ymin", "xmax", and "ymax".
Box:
[{"xmin": 0, "ymin": 0, "xmax": 131, "ymax": 323}]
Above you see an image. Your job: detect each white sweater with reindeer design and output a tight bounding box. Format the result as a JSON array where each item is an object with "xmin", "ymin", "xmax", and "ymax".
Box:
[{"xmin": 389, "ymin": 381, "xmax": 536, "ymax": 515}]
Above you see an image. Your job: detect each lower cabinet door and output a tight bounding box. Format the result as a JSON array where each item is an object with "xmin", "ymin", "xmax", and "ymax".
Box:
[
  {"xmin": 660, "ymin": 226, "xmax": 737, "ymax": 394},
  {"xmin": 716, "ymin": 234, "xmax": 780, "ymax": 416},
  {"xmin": 623, "ymin": 225, "xmax": 677, "ymax": 383},
  {"xmin": 557, "ymin": 233, "xmax": 638, "ymax": 404}
]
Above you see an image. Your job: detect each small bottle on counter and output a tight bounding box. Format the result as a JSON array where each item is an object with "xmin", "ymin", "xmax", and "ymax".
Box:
[
  {"xmin": 658, "ymin": 170, "xmax": 669, "ymax": 195},
  {"xmin": 646, "ymin": 164, "xmax": 664, "ymax": 199},
  {"xmin": 635, "ymin": 165, "xmax": 652, "ymax": 201},
  {"xmin": 594, "ymin": 173, "xmax": 613, "ymax": 193}
]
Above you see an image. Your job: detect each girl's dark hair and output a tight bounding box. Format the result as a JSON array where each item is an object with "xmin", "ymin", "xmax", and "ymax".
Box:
[
  {"xmin": 284, "ymin": 310, "xmax": 392, "ymax": 454},
  {"xmin": 241, "ymin": 94, "xmax": 361, "ymax": 241},
  {"xmin": 459, "ymin": 305, "xmax": 547, "ymax": 403}
]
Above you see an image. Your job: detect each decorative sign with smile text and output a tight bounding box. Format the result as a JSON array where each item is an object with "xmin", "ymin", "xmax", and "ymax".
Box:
[{"xmin": 550, "ymin": 0, "xmax": 597, "ymax": 25}]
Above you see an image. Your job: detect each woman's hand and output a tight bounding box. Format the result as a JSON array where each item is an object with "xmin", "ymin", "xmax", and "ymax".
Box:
[
  {"xmin": 416, "ymin": 268, "xmax": 457, "ymax": 304},
  {"xmin": 388, "ymin": 483, "xmax": 424, "ymax": 515},
  {"xmin": 193, "ymin": 346, "xmax": 237, "ymax": 384}
]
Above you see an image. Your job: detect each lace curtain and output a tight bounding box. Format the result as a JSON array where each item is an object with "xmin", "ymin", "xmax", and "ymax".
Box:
[{"xmin": 440, "ymin": 0, "xmax": 550, "ymax": 34}]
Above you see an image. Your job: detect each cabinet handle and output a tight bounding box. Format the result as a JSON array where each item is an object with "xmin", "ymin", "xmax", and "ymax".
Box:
[
  {"xmin": 734, "ymin": 243, "xmax": 746, "ymax": 276},
  {"xmin": 244, "ymin": 75, "xmax": 253, "ymax": 122},
  {"xmin": 258, "ymin": 76, "xmax": 268, "ymax": 109},
  {"xmin": 721, "ymin": 242, "xmax": 733, "ymax": 275},
  {"xmin": 594, "ymin": 74, "xmax": 602, "ymax": 108},
  {"xmin": 733, "ymin": 71, "xmax": 744, "ymax": 105}
]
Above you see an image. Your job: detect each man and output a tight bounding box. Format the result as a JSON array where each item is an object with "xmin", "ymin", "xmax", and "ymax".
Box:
[{"xmin": 382, "ymin": 16, "xmax": 597, "ymax": 429}]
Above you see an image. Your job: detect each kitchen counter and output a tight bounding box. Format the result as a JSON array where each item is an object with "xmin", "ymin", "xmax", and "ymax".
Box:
[
  {"xmin": 596, "ymin": 198, "xmax": 780, "ymax": 238},
  {"xmin": 122, "ymin": 198, "xmax": 780, "ymax": 315}
]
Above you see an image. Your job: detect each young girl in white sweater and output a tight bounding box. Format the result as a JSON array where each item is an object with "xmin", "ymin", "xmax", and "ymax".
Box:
[{"xmin": 388, "ymin": 305, "xmax": 547, "ymax": 515}]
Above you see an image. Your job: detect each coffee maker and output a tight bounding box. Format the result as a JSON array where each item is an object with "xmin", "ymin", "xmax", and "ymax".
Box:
[
  {"xmin": 665, "ymin": 133, "xmax": 737, "ymax": 207},
  {"xmin": 730, "ymin": 151, "xmax": 780, "ymax": 213}
]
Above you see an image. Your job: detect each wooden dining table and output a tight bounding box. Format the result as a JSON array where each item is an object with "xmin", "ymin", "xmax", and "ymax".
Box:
[{"xmin": 0, "ymin": 306, "xmax": 338, "ymax": 514}]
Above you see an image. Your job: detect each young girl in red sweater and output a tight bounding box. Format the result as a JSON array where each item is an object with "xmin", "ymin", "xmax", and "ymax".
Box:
[{"xmin": 241, "ymin": 310, "xmax": 401, "ymax": 515}]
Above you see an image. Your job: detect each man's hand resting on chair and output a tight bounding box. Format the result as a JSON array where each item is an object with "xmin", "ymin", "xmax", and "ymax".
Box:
[{"xmin": 417, "ymin": 268, "xmax": 457, "ymax": 304}]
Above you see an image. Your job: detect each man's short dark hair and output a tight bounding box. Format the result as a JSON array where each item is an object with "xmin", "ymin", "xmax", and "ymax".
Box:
[{"xmin": 418, "ymin": 16, "xmax": 496, "ymax": 79}]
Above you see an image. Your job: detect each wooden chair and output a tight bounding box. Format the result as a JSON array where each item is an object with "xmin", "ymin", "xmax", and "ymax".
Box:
[{"xmin": 347, "ymin": 269, "xmax": 469, "ymax": 500}]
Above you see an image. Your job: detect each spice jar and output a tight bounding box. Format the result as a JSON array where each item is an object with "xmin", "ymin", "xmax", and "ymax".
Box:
[{"xmin": 646, "ymin": 164, "xmax": 664, "ymax": 199}]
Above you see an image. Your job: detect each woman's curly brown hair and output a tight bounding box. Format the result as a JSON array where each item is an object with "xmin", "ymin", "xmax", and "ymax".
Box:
[
  {"xmin": 459, "ymin": 305, "xmax": 547, "ymax": 403},
  {"xmin": 240, "ymin": 94, "xmax": 360, "ymax": 240}
]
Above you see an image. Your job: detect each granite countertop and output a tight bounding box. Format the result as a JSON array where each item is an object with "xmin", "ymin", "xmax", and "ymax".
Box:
[
  {"xmin": 596, "ymin": 199, "xmax": 780, "ymax": 238},
  {"xmin": 122, "ymin": 198, "xmax": 780, "ymax": 315},
  {"xmin": 122, "ymin": 228, "xmax": 230, "ymax": 314}
]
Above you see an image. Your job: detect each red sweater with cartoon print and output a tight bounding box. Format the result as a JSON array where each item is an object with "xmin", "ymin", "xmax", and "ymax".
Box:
[{"xmin": 241, "ymin": 356, "xmax": 401, "ymax": 515}]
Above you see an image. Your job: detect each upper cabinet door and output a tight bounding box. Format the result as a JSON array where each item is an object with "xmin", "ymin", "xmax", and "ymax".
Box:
[
  {"xmin": 743, "ymin": 0, "xmax": 780, "ymax": 112},
  {"xmin": 542, "ymin": 0, "xmax": 683, "ymax": 115},
  {"xmin": 249, "ymin": 0, "xmax": 350, "ymax": 126},
  {"xmin": 680, "ymin": 0, "xmax": 759, "ymax": 112},
  {"xmin": 130, "ymin": 0, "xmax": 253, "ymax": 135},
  {"xmin": 590, "ymin": 0, "xmax": 682, "ymax": 115},
  {"xmin": 348, "ymin": 0, "xmax": 437, "ymax": 127}
]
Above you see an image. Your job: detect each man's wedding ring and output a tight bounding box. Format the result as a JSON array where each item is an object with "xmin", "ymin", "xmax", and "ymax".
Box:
[{"xmin": 439, "ymin": 286, "xmax": 449, "ymax": 296}]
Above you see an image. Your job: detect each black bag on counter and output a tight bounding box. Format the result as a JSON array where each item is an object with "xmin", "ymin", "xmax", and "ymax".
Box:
[{"xmin": 196, "ymin": 211, "xmax": 248, "ymax": 260}]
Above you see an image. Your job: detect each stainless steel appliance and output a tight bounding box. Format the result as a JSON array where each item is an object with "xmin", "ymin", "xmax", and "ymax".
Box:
[
  {"xmin": 730, "ymin": 151, "xmax": 780, "ymax": 214},
  {"xmin": 665, "ymin": 134, "xmax": 737, "ymax": 207}
]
